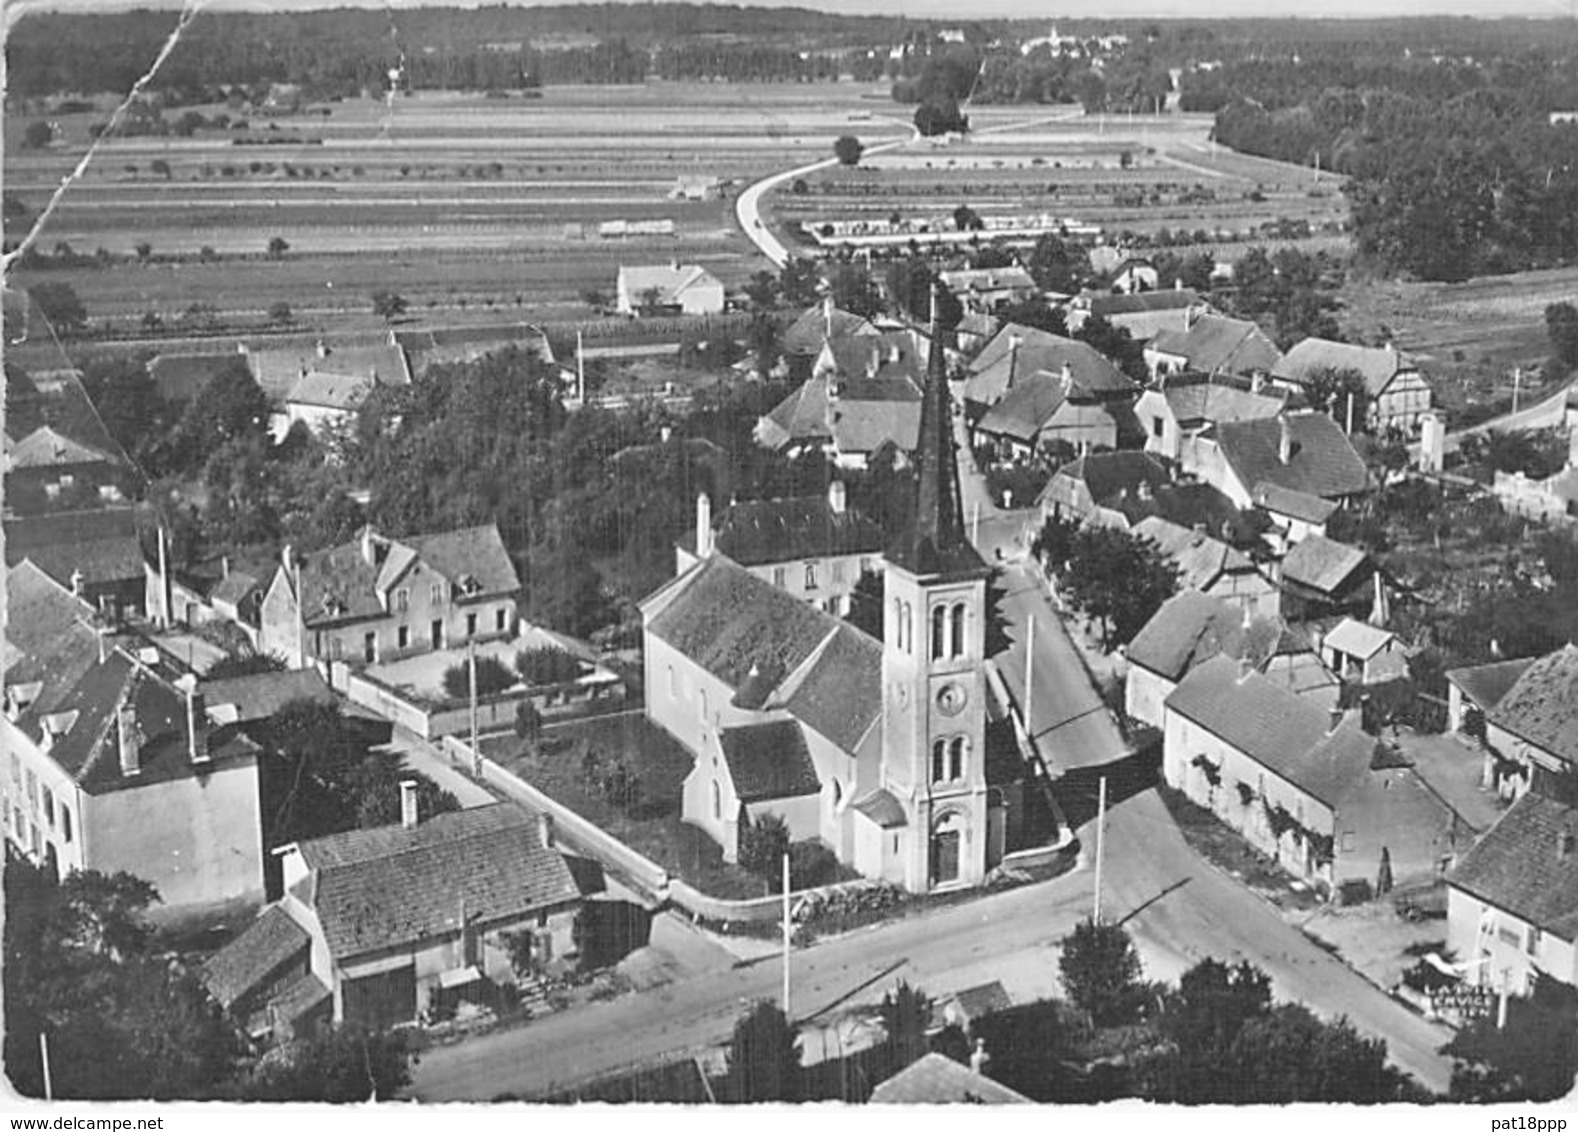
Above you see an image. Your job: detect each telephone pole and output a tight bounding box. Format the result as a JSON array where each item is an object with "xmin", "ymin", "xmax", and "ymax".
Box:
[
  {"xmin": 782, "ymin": 853, "xmax": 792, "ymax": 1017},
  {"xmin": 1024, "ymin": 614, "xmax": 1036, "ymax": 747},
  {"xmin": 468, "ymin": 640, "xmax": 481, "ymax": 778},
  {"xmin": 1093, "ymin": 775, "xmax": 1108, "ymax": 924}
]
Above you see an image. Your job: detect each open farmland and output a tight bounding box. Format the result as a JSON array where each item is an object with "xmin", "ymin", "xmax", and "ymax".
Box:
[
  {"xmin": 768, "ymin": 109, "xmax": 1347, "ymax": 262},
  {"xmin": 4, "ymin": 83, "xmax": 914, "ymax": 328}
]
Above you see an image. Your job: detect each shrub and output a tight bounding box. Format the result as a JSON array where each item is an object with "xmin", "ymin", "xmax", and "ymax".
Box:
[
  {"xmin": 788, "ymin": 840, "xmax": 840, "ymax": 889},
  {"xmin": 516, "ymin": 646, "xmax": 583, "ymax": 686},
  {"xmin": 739, "ymin": 813, "xmax": 791, "ymax": 888},
  {"xmin": 1059, "ymin": 916, "xmax": 1146, "ymax": 1027},
  {"xmin": 441, "ymin": 655, "xmax": 515, "ymax": 700}
]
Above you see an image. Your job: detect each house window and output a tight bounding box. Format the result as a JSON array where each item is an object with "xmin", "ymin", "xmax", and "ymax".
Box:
[
  {"xmin": 25, "ymin": 771, "xmax": 36, "ymax": 814},
  {"xmin": 861, "ymin": 557, "xmax": 874, "ymax": 574},
  {"xmin": 329, "ymin": 637, "xmax": 344, "ymax": 661},
  {"xmin": 431, "ymin": 582, "xmax": 444, "ymax": 606},
  {"xmin": 1527, "ymin": 926, "xmax": 1541, "ymax": 956},
  {"xmin": 60, "ymin": 805, "xmax": 72, "ymax": 845},
  {"xmin": 1151, "ymin": 416, "xmax": 1164, "ymax": 438},
  {"xmin": 466, "ymin": 613, "xmax": 478, "ymax": 638},
  {"xmin": 1340, "ymin": 831, "xmax": 1355, "ymax": 853},
  {"xmin": 395, "ymin": 589, "xmax": 410, "ymax": 613},
  {"xmin": 832, "ymin": 560, "xmax": 846, "ymax": 585},
  {"xmin": 397, "ymin": 625, "xmax": 410, "ymax": 650},
  {"xmin": 773, "ymin": 567, "xmax": 786, "ymax": 588},
  {"xmin": 805, "ymin": 563, "xmax": 818, "ymax": 590},
  {"xmin": 363, "ymin": 632, "xmax": 377, "ymax": 663},
  {"xmin": 496, "ymin": 608, "xmax": 507, "ymax": 632},
  {"xmin": 712, "ymin": 780, "xmax": 721, "ymax": 821}
]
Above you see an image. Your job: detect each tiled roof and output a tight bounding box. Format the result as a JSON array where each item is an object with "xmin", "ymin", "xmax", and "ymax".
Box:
[
  {"xmin": 647, "ymin": 555, "xmax": 836, "ymax": 693},
  {"xmin": 147, "ymin": 353, "xmax": 237, "ymax": 404},
  {"xmin": 1488, "ymin": 644, "xmax": 1578, "ymax": 766},
  {"xmin": 1281, "ymin": 535, "xmax": 1370, "ymax": 596},
  {"xmin": 965, "ymin": 325, "xmax": 1134, "ymax": 407},
  {"xmin": 294, "ymin": 525, "xmax": 518, "ymax": 629},
  {"xmin": 1131, "ymin": 516, "xmax": 1252, "ymax": 593},
  {"xmin": 1252, "ymin": 482, "xmax": 1339, "ymax": 525},
  {"xmin": 244, "ymin": 344, "xmax": 409, "ymax": 405},
  {"xmin": 1166, "ymin": 654, "xmax": 1373, "ymax": 807},
  {"xmin": 718, "ymin": 720, "xmax": 820, "ymax": 803},
  {"xmin": 782, "ymin": 304, "xmax": 876, "ymax": 356},
  {"xmin": 976, "ymin": 370, "xmax": 1070, "ymax": 443},
  {"xmin": 851, "ymin": 788, "xmax": 907, "ymax": 828},
  {"xmin": 1445, "ymin": 657, "xmax": 1538, "ymax": 714},
  {"xmin": 16, "ymin": 535, "xmax": 145, "ymax": 589},
  {"xmin": 285, "ymin": 370, "xmax": 374, "ymax": 411},
  {"xmin": 1154, "ymin": 381, "xmax": 1285, "ymax": 427},
  {"xmin": 1449, "ymin": 792, "xmax": 1578, "ymax": 940},
  {"xmin": 831, "ymin": 387, "xmax": 924, "ymax": 457},
  {"xmin": 1084, "ymin": 289, "xmax": 1203, "ymax": 317},
  {"xmin": 1273, "ymin": 338, "xmax": 1415, "ymax": 398},
  {"xmin": 1114, "ymin": 482, "xmax": 1264, "ymax": 548},
  {"xmin": 201, "ymin": 669, "xmax": 337, "ymax": 723},
  {"xmin": 4, "ymin": 560, "xmax": 102, "ymax": 716},
  {"xmin": 210, "ymin": 570, "xmax": 261, "ymax": 607},
  {"xmin": 938, "ymin": 267, "xmax": 1036, "ymax": 294},
  {"xmin": 7, "ymin": 426, "xmax": 116, "ymax": 469},
  {"xmin": 948, "ymin": 980, "xmax": 1012, "ymax": 1023},
  {"xmin": 1211, "ymin": 412, "xmax": 1370, "ymax": 500},
  {"xmin": 708, "ymin": 495, "xmax": 884, "ymax": 566},
  {"xmin": 1038, "ymin": 450, "xmax": 1172, "ymax": 512},
  {"xmin": 299, "ymin": 803, "xmax": 579, "ymax": 960},
  {"xmin": 758, "ymin": 376, "xmax": 832, "ymax": 450},
  {"xmin": 1322, "ymin": 618, "xmax": 1397, "ymax": 661},
  {"xmin": 4, "ymin": 368, "xmax": 126, "ymax": 464},
  {"xmin": 781, "ymin": 623, "xmax": 882, "ymax": 753},
  {"xmin": 1127, "ymin": 589, "xmax": 1284, "ymax": 682},
  {"xmin": 824, "ymin": 332, "xmax": 922, "ymax": 385},
  {"xmin": 202, "ymin": 905, "xmax": 310, "ymax": 1008},
  {"xmin": 618, "ymin": 264, "xmax": 721, "ymax": 305},
  {"xmin": 1148, "ymin": 315, "xmax": 1282, "ymax": 376},
  {"xmin": 870, "ymin": 1053, "xmax": 1030, "ymax": 1104}
]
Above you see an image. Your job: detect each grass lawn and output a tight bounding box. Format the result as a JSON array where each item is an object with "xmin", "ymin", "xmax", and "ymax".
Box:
[{"xmin": 481, "ymin": 712, "xmax": 772, "ymax": 900}]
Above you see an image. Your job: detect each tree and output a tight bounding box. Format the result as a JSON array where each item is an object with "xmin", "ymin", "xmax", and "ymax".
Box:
[
  {"xmin": 914, "ymin": 96, "xmax": 968, "ymax": 137},
  {"xmin": 169, "ymin": 357, "xmax": 269, "ymax": 472},
  {"xmin": 579, "ymin": 287, "xmax": 610, "ymax": 313},
  {"xmin": 833, "ymin": 134, "xmax": 864, "ymax": 166},
  {"xmin": 827, "ymin": 263, "xmax": 882, "ymax": 321},
  {"xmin": 778, "ymin": 258, "xmax": 822, "ymax": 309},
  {"xmin": 29, "ymin": 281, "xmax": 87, "ymax": 333},
  {"xmin": 1026, "ymin": 233, "xmax": 1091, "ymax": 295},
  {"xmin": 230, "ymin": 1027, "xmax": 411, "ymax": 1101},
  {"xmin": 441, "ymin": 654, "xmax": 516, "ymax": 699},
  {"xmin": 345, "ymin": 760, "xmax": 460, "ymax": 830},
  {"xmin": 1074, "ymin": 315, "xmax": 1147, "ymax": 384},
  {"xmin": 134, "ymin": 241, "xmax": 153, "ymax": 263},
  {"xmin": 1057, "ymin": 525, "xmax": 1180, "ymax": 649},
  {"xmin": 844, "ymin": 568, "xmax": 884, "ymax": 641},
  {"xmin": 636, "ymin": 285, "xmax": 666, "ymax": 317},
  {"xmin": 371, "ymin": 290, "xmax": 408, "ymax": 321},
  {"xmin": 268, "ymin": 300, "xmax": 294, "ymax": 326},
  {"xmin": 516, "ymin": 646, "xmax": 582, "ymax": 685},
  {"xmin": 1304, "ymin": 365, "xmax": 1371, "ymax": 431},
  {"xmin": 725, "ymin": 1001, "xmax": 802, "ymax": 1102},
  {"xmin": 879, "ymin": 981, "xmax": 933, "ymax": 1073},
  {"xmin": 150, "ymin": 158, "xmax": 172, "ymax": 179},
  {"xmin": 743, "ymin": 270, "xmax": 781, "ymax": 310},
  {"xmin": 1058, "ymin": 916, "xmax": 1146, "ymax": 1027},
  {"xmin": 514, "ymin": 698, "xmax": 544, "ymax": 745},
  {"xmin": 952, "ymin": 203, "xmax": 983, "ymax": 232},
  {"xmin": 1445, "ymin": 976, "xmax": 1578, "ymax": 1101},
  {"xmin": 80, "ymin": 355, "xmax": 171, "ymax": 462},
  {"xmin": 266, "ymin": 235, "xmax": 290, "ymax": 258},
  {"xmin": 204, "ymin": 651, "xmax": 287, "ymax": 680},
  {"xmin": 23, "ymin": 120, "xmax": 52, "ymax": 148},
  {"xmin": 738, "ymin": 812, "xmax": 790, "ymax": 888},
  {"xmin": 1547, "ymin": 301, "xmax": 1578, "ymax": 374}
]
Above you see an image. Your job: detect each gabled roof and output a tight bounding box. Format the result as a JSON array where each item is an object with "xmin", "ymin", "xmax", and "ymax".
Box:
[
  {"xmin": 202, "ymin": 905, "xmax": 310, "ymax": 1008},
  {"xmin": 1113, "ymin": 482, "xmax": 1264, "ymax": 548},
  {"xmin": 758, "ymin": 376, "xmax": 832, "ymax": 450},
  {"xmin": 707, "ymin": 495, "xmax": 884, "ymax": 566},
  {"xmin": 4, "ymin": 559, "xmax": 102, "ymax": 716},
  {"xmin": 938, "ymin": 267, "xmax": 1036, "ymax": 294},
  {"xmin": 7, "ymin": 425, "xmax": 116, "ymax": 469},
  {"xmin": 1252, "ymin": 482, "xmax": 1339, "ymax": 526},
  {"xmin": 1148, "ymin": 315, "xmax": 1282, "ymax": 376},
  {"xmin": 1127, "ymin": 589, "xmax": 1286, "ymax": 682},
  {"xmin": 1273, "ymin": 338, "xmax": 1417, "ymax": 398},
  {"xmin": 780, "ymin": 623, "xmax": 882, "ymax": 753},
  {"xmin": 4, "ymin": 368, "xmax": 126, "ymax": 464},
  {"xmin": 1082, "ymin": 288, "xmax": 1203, "ymax": 317},
  {"xmin": 1488, "ymin": 644, "xmax": 1578, "ymax": 766},
  {"xmin": 718, "ymin": 721, "xmax": 820, "ymax": 803},
  {"xmin": 1038, "ymin": 450, "xmax": 1172, "ymax": 511},
  {"xmin": 830, "ymin": 385, "xmax": 924, "ymax": 457},
  {"xmin": 12, "ymin": 531, "xmax": 145, "ymax": 589},
  {"xmin": 870, "ymin": 1053, "xmax": 1030, "ymax": 1104},
  {"xmin": 1165, "ymin": 654, "xmax": 1372, "ymax": 807},
  {"xmin": 1449, "ymin": 792, "xmax": 1578, "ymax": 940},
  {"xmin": 1281, "ymin": 535, "xmax": 1371, "ymax": 597},
  {"xmin": 965, "ymin": 325, "xmax": 1135, "ymax": 407},
  {"xmin": 1322, "ymin": 618, "xmax": 1398, "ymax": 661},
  {"xmin": 298, "ymin": 803, "xmax": 579, "ymax": 960},
  {"xmin": 1130, "ymin": 516, "xmax": 1253, "ymax": 592},
  {"xmin": 210, "ymin": 569, "xmax": 261, "ymax": 608},
  {"xmin": 618, "ymin": 264, "xmax": 722, "ymax": 306},
  {"xmin": 782, "ymin": 303, "xmax": 877, "ymax": 357},
  {"xmin": 201, "ymin": 669, "xmax": 337, "ymax": 723},
  {"xmin": 823, "ymin": 332, "xmax": 922, "ymax": 385},
  {"xmin": 1210, "ymin": 412, "xmax": 1370, "ymax": 500},
  {"xmin": 976, "ymin": 370, "xmax": 1071, "ymax": 443},
  {"xmin": 244, "ymin": 343, "xmax": 410, "ymax": 405},
  {"xmin": 1149, "ymin": 381, "xmax": 1285, "ymax": 428},
  {"xmin": 1445, "ymin": 657, "xmax": 1539, "ymax": 715}
]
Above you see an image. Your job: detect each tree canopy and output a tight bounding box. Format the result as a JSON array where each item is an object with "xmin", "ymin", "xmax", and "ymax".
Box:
[{"xmin": 725, "ymin": 1001, "xmax": 802, "ymax": 1102}]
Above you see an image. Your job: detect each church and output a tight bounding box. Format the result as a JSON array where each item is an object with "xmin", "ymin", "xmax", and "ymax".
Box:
[{"xmin": 640, "ymin": 299, "xmax": 1028, "ymax": 892}]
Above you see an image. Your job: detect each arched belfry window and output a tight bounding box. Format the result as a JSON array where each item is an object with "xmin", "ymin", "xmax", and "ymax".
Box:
[
  {"xmin": 931, "ymin": 605, "xmax": 947, "ymax": 660},
  {"xmin": 950, "ymin": 602, "xmax": 966, "ymax": 659},
  {"xmin": 949, "ymin": 736, "xmax": 967, "ymax": 780},
  {"xmin": 931, "ymin": 739, "xmax": 948, "ymax": 783}
]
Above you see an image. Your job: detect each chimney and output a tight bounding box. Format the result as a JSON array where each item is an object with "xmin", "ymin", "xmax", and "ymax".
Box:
[
  {"xmin": 222, "ymin": 555, "xmax": 231, "ymax": 579},
  {"xmin": 970, "ymin": 1038, "xmax": 990, "ymax": 1076},
  {"xmin": 1250, "ymin": 371, "xmax": 1267, "ymax": 395},
  {"xmin": 1007, "ymin": 333, "xmax": 1023, "ymax": 391},
  {"xmin": 315, "ymin": 339, "xmax": 329, "ymax": 360},
  {"xmin": 692, "ymin": 493, "xmax": 714, "ymax": 558},
  {"xmin": 281, "ymin": 543, "xmax": 295, "ymax": 575},
  {"xmin": 823, "ymin": 295, "xmax": 835, "ymax": 339},
  {"xmin": 539, "ymin": 811, "xmax": 555, "ymax": 851},
  {"xmin": 157, "ymin": 524, "xmax": 171, "ymax": 629},
  {"xmin": 117, "ymin": 705, "xmax": 140, "ymax": 777},
  {"xmin": 1370, "ymin": 571, "xmax": 1390, "ymax": 627},
  {"xmin": 1236, "ymin": 655, "xmax": 1255, "ymax": 683},
  {"xmin": 660, "ymin": 425, "xmax": 673, "ymax": 444},
  {"xmin": 70, "ymin": 568, "xmax": 83, "ymax": 596},
  {"xmin": 400, "ymin": 779, "xmax": 419, "ymax": 829},
  {"xmin": 187, "ymin": 690, "xmax": 209, "ymax": 764},
  {"xmin": 1278, "ymin": 415, "xmax": 1293, "ymax": 465},
  {"xmin": 1060, "ymin": 361, "xmax": 1073, "ymax": 394},
  {"xmin": 1174, "ymin": 277, "xmax": 1183, "ymax": 291},
  {"xmin": 361, "ymin": 526, "xmax": 376, "ymax": 566},
  {"xmin": 828, "ymin": 480, "xmax": 847, "ymax": 515}
]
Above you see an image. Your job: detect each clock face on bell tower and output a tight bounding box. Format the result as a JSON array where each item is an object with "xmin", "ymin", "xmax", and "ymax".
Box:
[{"xmin": 936, "ymin": 682, "xmax": 967, "ymax": 717}]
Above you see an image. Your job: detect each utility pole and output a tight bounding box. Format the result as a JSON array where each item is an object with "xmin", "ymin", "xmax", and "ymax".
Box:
[
  {"xmin": 1497, "ymin": 970, "xmax": 1510, "ymax": 1030},
  {"xmin": 1025, "ymin": 614, "xmax": 1036, "ymax": 747},
  {"xmin": 1512, "ymin": 366, "xmax": 1522, "ymax": 415},
  {"xmin": 1346, "ymin": 390, "xmax": 1355, "ymax": 436},
  {"xmin": 1093, "ymin": 775, "xmax": 1108, "ymax": 924},
  {"xmin": 39, "ymin": 1032, "xmax": 52, "ymax": 1101},
  {"xmin": 782, "ymin": 852, "xmax": 792, "ymax": 1018},
  {"xmin": 468, "ymin": 640, "xmax": 481, "ymax": 778},
  {"xmin": 971, "ymin": 500, "xmax": 980, "ymax": 546},
  {"xmin": 576, "ymin": 330, "xmax": 586, "ymax": 404}
]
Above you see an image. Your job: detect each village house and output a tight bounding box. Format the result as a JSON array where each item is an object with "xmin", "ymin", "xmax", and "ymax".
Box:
[
  {"xmin": 240, "ymin": 337, "xmax": 411, "ymax": 442},
  {"xmin": 6, "ymin": 507, "xmax": 148, "ymax": 619},
  {"xmin": 1445, "ymin": 656, "xmax": 1538, "ymax": 736},
  {"xmin": 259, "ymin": 524, "xmax": 520, "ymax": 670},
  {"xmin": 1143, "ymin": 314, "xmax": 1283, "ymax": 384},
  {"xmin": 971, "ymin": 365, "xmax": 1125, "ymax": 460},
  {"xmin": 2, "ymin": 562, "xmax": 265, "ymax": 921},
  {"xmin": 145, "ymin": 549, "xmax": 267, "ymax": 648},
  {"xmin": 394, "ymin": 323, "xmax": 556, "ymax": 379},
  {"xmin": 1474, "ymin": 644, "xmax": 1578, "ymax": 800},
  {"xmin": 1036, "ymin": 450, "xmax": 1173, "ymax": 527},
  {"xmin": 1271, "ymin": 339, "xmax": 1434, "ymax": 435},
  {"xmin": 1180, "ymin": 411, "xmax": 1372, "ymax": 512},
  {"xmin": 4, "ymin": 367, "xmax": 136, "ymax": 517},
  {"xmin": 1108, "ymin": 256, "xmax": 1160, "ymax": 295},
  {"xmin": 1065, "ymin": 287, "xmax": 1213, "ymax": 342},
  {"xmin": 963, "ymin": 324, "xmax": 1137, "ymax": 425},
  {"xmin": 1129, "ymin": 516, "xmax": 1279, "ymax": 619},
  {"xmin": 1278, "ymin": 534, "xmax": 1389, "ymax": 625},
  {"xmin": 1320, "ymin": 618, "xmax": 1409, "ymax": 687},
  {"xmin": 779, "ymin": 300, "xmax": 879, "ymax": 379},
  {"xmin": 645, "ymin": 313, "xmax": 1032, "ymax": 892},
  {"xmin": 1125, "ymin": 589, "xmax": 1339, "ymax": 729},
  {"xmin": 1135, "ymin": 378, "xmax": 1286, "ymax": 464},
  {"xmin": 203, "ymin": 799, "xmax": 582, "ymax": 1038},
  {"xmin": 756, "ymin": 331, "xmax": 924, "ymax": 469},
  {"xmin": 615, "ymin": 264, "xmax": 725, "ymax": 316},
  {"xmin": 675, "ymin": 483, "xmax": 885, "ymax": 616},
  {"xmin": 869, "ymin": 1052, "xmax": 1030, "ymax": 1104},
  {"xmin": 1163, "ymin": 654, "xmax": 1461, "ymax": 897},
  {"xmin": 1447, "ymin": 792, "xmax": 1578, "ymax": 996},
  {"xmin": 1491, "ymin": 429, "xmax": 1578, "ymax": 525},
  {"xmin": 1251, "ymin": 482, "xmax": 1339, "ymax": 551},
  {"xmin": 938, "ymin": 266, "xmax": 1038, "ymax": 315}
]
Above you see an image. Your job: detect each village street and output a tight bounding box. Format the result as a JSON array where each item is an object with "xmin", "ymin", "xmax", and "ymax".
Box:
[{"xmin": 407, "ymin": 422, "xmax": 1454, "ymax": 1101}]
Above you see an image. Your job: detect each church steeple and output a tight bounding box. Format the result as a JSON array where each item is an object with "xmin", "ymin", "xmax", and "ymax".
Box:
[{"xmin": 887, "ymin": 287, "xmax": 987, "ymax": 581}]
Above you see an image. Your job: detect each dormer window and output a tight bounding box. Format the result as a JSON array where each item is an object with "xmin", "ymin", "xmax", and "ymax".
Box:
[{"xmin": 7, "ymin": 682, "xmax": 42, "ymax": 719}]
